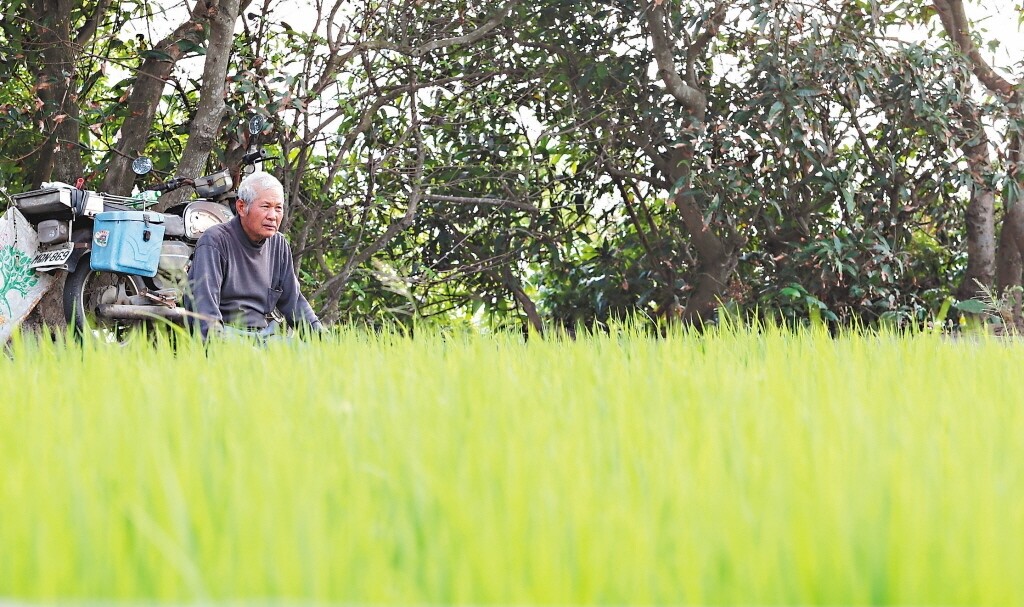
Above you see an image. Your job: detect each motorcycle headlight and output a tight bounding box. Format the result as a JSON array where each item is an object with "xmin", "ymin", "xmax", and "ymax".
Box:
[
  {"xmin": 194, "ymin": 169, "xmax": 233, "ymax": 198},
  {"xmin": 184, "ymin": 201, "xmax": 233, "ymax": 240}
]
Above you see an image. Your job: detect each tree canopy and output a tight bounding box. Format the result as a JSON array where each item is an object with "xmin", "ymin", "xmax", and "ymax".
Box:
[{"xmin": 1, "ymin": 0, "xmax": 1021, "ymax": 332}]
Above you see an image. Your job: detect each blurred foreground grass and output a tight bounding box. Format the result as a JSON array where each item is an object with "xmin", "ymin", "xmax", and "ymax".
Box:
[{"xmin": 1, "ymin": 326, "xmax": 1023, "ymax": 604}]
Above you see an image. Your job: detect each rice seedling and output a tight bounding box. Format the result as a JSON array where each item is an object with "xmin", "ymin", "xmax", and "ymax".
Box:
[{"xmin": 1, "ymin": 325, "xmax": 1022, "ymax": 604}]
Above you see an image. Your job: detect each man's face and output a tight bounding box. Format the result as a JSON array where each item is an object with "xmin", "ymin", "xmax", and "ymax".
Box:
[{"xmin": 237, "ymin": 188, "xmax": 284, "ymax": 241}]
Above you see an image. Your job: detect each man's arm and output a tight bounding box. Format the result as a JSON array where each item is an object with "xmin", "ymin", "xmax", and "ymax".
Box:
[
  {"xmin": 275, "ymin": 241, "xmax": 323, "ymax": 332},
  {"xmin": 187, "ymin": 241, "xmax": 226, "ymax": 337}
]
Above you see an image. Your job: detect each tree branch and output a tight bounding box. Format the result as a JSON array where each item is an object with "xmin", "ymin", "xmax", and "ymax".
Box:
[
  {"xmin": 74, "ymin": 0, "xmax": 113, "ymax": 47},
  {"xmin": 315, "ymin": 61, "xmax": 426, "ymax": 314},
  {"xmin": 101, "ymin": 0, "xmax": 214, "ymax": 195},
  {"xmin": 645, "ymin": 1, "xmax": 706, "ymax": 117},
  {"xmin": 413, "ymin": 0, "xmax": 518, "ymax": 56},
  {"xmin": 156, "ymin": 0, "xmax": 241, "ymax": 210},
  {"xmin": 932, "ymin": 0, "xmax": 1017, "ymax": 99},
  {"xmin": 685, "ymin": 1, "xmax": 727, "ymax": 86},
  {"xmin": 423, "ymin": 193, "xmax": 538, "ymax": 214}
]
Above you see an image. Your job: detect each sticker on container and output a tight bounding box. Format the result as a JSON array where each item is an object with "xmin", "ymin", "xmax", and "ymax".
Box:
[{"xmin": 94, "ymin": 229, "xmax": 109, "ymax": 247}]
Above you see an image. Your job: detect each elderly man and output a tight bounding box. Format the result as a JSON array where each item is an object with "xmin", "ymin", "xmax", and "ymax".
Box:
[{"xmin": 187, "ymin": 172, "xmax": 322, "ymax": 338}]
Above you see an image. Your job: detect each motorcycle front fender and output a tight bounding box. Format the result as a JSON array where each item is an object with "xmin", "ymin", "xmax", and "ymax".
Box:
[{"xmin": 64, "ymin": 228, "xmax": 94, "ymax": 273}]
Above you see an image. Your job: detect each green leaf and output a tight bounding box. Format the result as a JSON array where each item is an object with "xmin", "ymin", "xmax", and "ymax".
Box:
[
  {"xmin": 953, "ymin": 299, "xmax": 988, "ymax": 314},
  {"xmin": 140, "ymin": 49, "xmax": 175, "ymax": 62},
  {"xmin": 795, "ymin": 88, "xmax": 824, "ymax": 97},
  {"xmin": 175, "ymin": 39, "xmax": 207, "ymax": 56}
]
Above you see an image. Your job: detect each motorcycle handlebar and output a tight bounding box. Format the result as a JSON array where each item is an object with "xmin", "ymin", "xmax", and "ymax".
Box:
[
  {"xmin": 148, "ymin": 177, "xmax": 195, "ymax": 193},
  {"xmin": 242, "ymin": 149, "xmax": 278, "ymax": 165}
]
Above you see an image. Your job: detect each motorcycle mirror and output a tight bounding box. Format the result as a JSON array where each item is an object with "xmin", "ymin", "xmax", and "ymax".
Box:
[
  {"xmin": 132, "ymin": 157, "xmax": 154, "ymax": 176},
  {"xmin": 248, "ymin": 115, "xmax": 266, "ymax": 136}
]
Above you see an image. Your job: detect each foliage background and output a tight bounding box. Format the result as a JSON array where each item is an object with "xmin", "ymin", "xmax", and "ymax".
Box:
[{"xmin": 0, "ymin": 0, "xmax": 1022, "ymax": 332}]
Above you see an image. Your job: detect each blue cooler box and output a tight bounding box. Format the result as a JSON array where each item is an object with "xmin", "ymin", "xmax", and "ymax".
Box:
[{"xmin": 91, "ymin": 211, "xmax": 166, "ymax": 277}]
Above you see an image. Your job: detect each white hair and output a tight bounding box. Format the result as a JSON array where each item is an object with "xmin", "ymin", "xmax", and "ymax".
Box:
[{"xmin": 237, "ymin": 172, "xmax": 284, "ymax": 212}]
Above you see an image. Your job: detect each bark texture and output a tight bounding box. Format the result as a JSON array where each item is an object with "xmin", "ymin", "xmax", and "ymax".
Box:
[
  {"xmin": 27, "ymin": 0, "xmax": 94, "ymax": 186},
  {"xmin": 100, "ymin": 0, "xmax": 216, "ymax": 196},
  {"xmin": 955, "ymin": 110, "xmax": 997, "ymax": 300},
  {"xmin": 934, "ymin": 0, "xmax": 1022, "ymax": 325},
  {"xmin": 644, "ymin": 1, "xmax": 741, "ymax": 324},
  {"xmin": 157, "ymin": 0, "xmax": 244, "ymax": 210}
]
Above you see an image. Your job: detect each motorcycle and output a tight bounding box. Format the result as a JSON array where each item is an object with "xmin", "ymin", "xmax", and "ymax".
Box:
[{"xmin": 12, "ymin": 115, "xmax": 270, "ymax": 341}]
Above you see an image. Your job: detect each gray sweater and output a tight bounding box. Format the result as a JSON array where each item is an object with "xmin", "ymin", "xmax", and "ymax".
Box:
[{"xmin": 187, "ymin": 216, "xmax": 321, "ymax": 336}]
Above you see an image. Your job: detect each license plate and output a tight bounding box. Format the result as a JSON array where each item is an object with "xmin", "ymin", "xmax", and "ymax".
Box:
[{"xmin": 30, "ymin": 245, "xmax": 74, "ymax": 269}]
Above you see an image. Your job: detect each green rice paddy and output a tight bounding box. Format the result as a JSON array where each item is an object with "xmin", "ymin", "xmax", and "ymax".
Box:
[{"xmin": 1, "ymin": 326, "xmax": 1022, "ymax": 604}]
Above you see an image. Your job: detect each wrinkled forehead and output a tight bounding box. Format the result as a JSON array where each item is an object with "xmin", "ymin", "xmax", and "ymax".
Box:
[
  {"xmin": 248, "ymin": 186, "xmax": 285, "ymax": 205},
  {"xmin": 256, "ymin": 192, "xmax": 285, "ymax": 205}
]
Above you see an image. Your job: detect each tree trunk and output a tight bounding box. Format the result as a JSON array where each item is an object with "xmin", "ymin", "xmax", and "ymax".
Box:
[
  {"xmin": 955, "ymin": 108, "xmax": 997, "ymax": 300},
  {"xmin": 100, "ymin": 0, "xmax": 215, "ymax": 196},
  {"xmin": 641, "ymin": 1, "xmax": 734, "ymax": 325},
  {"xmin": 29, "ymin": 0, "xmax": 84, "ymax": 186},
  {"xmin": 156, "ymin": 0, "xmax": 242, "ymax": 211},
  {"xmin": 934, "ymin": 0, "xmax": 1021, "ymax": 322},
  {"xmin": 995, "ymin": 200, "xmax": 1024, "ymax": 329},
  {"xmin": 501, "ymin": 260, "xmax": 543, "ymax": 336},
  {"xmin": 958, "ymin": 188, "xmax": 996, "ymax": 301},
  {"xmin": 673, "ymin": 183, "xmax": 744, "ymax": 325}
]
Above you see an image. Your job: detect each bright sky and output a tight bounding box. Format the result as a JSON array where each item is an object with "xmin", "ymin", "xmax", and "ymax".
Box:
[
  {"xmin": 135, "ymin": 0, "xmax": 1022, "ymax": 105},
  {"xmin": 281, "ymin": 0, "xmax": 1022, "ymax": 79},
  {"xmin": 140, "ymin": 1, "xmax": 1021, "ymax": 68},
  {"xmin": 966, "ymin": 0, "xmax": 1022, "ymax": 70}
]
